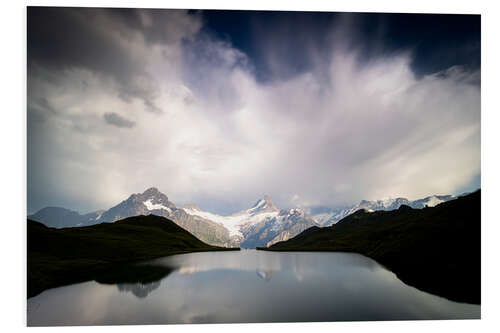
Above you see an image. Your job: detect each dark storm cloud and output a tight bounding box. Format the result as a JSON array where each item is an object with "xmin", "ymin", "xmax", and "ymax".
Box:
[
  {"xmin": 200, "ymin": 10, "xmax": 339, "ymax": 83},
  {"xmin": 28, "ymin": 7, "xmax": 148, "ymax": 107},
  {"xmin": 28, "ymin": 8, "xmax": 132, "ymax": 73},
  {"xmin": 103, "ymin": 112, "xmax": 136, "ymax": 128},
  {"xmin": 27, "ymin": 7, "xmax": 201, "ymax": 112},
  {"xmin": 201, "ymin": 11, "xmax": 480, "ymax": 82}
]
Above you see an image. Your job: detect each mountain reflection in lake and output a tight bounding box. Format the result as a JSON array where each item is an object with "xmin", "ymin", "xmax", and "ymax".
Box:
[
  {"xmin": 117, "ymin": 281, "xmax": 162, "ymax": 298},
  {"xmin": 27, "ymin": 250, "xmax": 480, "ymax": 326}
]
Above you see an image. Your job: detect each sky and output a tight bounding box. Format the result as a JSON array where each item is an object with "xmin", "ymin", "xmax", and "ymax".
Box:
[{"xmin": 27, "ymin": 7, "xmax": 481, "ymax": 215}]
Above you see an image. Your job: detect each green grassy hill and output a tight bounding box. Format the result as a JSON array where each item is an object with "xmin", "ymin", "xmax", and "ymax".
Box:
[
  {"xmin": 262, "ymin": 190, "xmax": 480, "ymax": 304},
  {"xmin": 28, "ymin": 214, "xmax": 238, "ymax": 298}
]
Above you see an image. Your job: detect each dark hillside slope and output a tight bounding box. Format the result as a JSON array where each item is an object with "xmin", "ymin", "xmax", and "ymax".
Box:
[
  {"xmin": 28, "ymin": 214, "xmax": 238, "ymax": 298},
  {"xmin": 265, "ymin": 190, "xmax": 480, "ymax": 304}
]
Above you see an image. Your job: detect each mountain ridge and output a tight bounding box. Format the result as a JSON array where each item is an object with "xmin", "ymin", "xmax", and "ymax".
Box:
[
  {"xmin": 28, "ymin": 188, "xmax": 317, "ymax": 248},
  {"xmin": 307, "ymin": 193, "xmax": 461, "ymax": 226},
  {"xmin": 29, "ymin": 188, "xmax": 472, "ymax": 248},
  {"xmin": 263, "ymin": 190, "xmax": 481, "ymax": 304}
]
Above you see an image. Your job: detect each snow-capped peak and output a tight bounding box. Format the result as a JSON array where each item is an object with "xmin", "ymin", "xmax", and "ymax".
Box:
[
  {"xmin": 421, "ymin": 196, "xmax": 445, "ymax": 207},
  {"xmin": 252, "ymin": 199, "xmax": 266, "ymax": 210},
  {"xmin": 133, "ymin": 187, "xmax": 175, "ymax": 213},
  {"xmin": 284, "ymin": 207, "xmax": 305, "ymax": 217},
  {"xmin": 309, "ymin": 192, "xmax": 459, "ymax": 226},
  {"xmin": 247, "ymin": 195, "xmax": 278, "ymax": 215},
  {"xmin": 381, "ymin": 197, "xmax": 395, "ymax": 207},
  {"xmin": 182, "ymin": 196, "xmax": 281, "ymax": 238}
]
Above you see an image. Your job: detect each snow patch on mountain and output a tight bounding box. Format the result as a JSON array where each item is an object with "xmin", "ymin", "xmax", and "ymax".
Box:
[
  {"xmin": 421, "ymin": 196, "xmax": 444, "ymax": 207},
  {"xmin": 182, "ymin": 206, "xmax": 279, "ymax": 237},
  {"xmin": 310, "ymin": 212, "xmax": 334, "ymax": 225},
  {"xmin": 310, "ymin": 193, "xmax": 458, "ymax": 226},
  {"xmin": 143, "ymin": 199, "xmax": 172, "ymax": 213},
  {"xmin": 248, "ymin": 199, "xmax": 266, "ymax": 214}
]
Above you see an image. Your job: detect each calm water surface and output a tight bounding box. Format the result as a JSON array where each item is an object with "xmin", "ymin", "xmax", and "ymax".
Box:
[{"xmin": 27, "ymin": 250, "xmax": 480, "ymax": 325}]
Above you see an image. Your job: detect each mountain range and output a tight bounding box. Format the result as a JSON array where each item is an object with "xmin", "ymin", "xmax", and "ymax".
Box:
[
  {"xmin": 306, "ymin": 194, "xmax": 460, "ymax": 226},
  {"xmin": 28, "ymin": 187, "xmax": 462, "ymax": 248},
  {"xmin": 28, "ymin": 188, "xmax": 317, "ymax": 248}
]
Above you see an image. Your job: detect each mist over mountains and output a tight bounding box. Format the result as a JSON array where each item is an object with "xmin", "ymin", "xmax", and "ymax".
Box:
[{"xmin": 29, "ymin": 187, "xmax": 463, "ymax": 248}]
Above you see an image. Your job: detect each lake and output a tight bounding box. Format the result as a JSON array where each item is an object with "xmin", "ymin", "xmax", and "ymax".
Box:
[{"xmin": 27, "ymin": 250, "xmax": 480, "ymax": 326}]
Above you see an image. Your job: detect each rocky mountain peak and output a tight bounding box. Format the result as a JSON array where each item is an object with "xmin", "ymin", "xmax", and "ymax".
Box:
[
  {"xmin": 142, "ymin": 187, "xmax": 163, "ymax": 198},
  {"xmin": 138, "ymin": 187, "xmax": 171, "ymax": 205},
  {"xmin": 263, "ymin": 195, "xmax": 275, "ymax": 207},
  {"xmin": 125, "ymin": 187, "xmax": 169, "ymax": 204},
  {"xmin": 248, "ymin": 195, "xmax": 278, "ymax": 214}
]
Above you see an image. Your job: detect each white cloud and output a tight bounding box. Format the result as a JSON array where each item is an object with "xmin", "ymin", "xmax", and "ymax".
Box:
[{"xmin": 27, "ymin": 10, "xmax": 480, "ymax": 214}]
